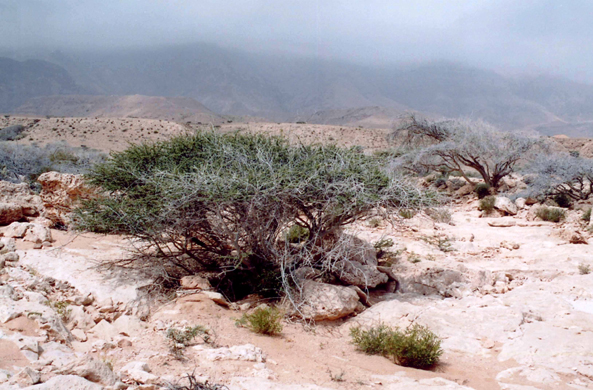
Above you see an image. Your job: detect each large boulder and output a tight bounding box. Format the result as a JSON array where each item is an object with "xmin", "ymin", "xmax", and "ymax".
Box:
[
  {"xmin": 298, "ymin": 281, "xmax": 360, "ymax": 321},
  {"xmin": 20, "ymin": 375, "xmax": 103, "ymax": 390},
  {"xmin": 0, "ymin": 181, "xmax": 43, "ymax": 217},
  {"xmin": 37, "ymin": 172, "xmax": 98, "ymax": 227},
  {"xmin": 332, "ymin": 260, "xmax": 388, "ymax": 288},
  {"xmin": 3, "ymin": 222, "xmax": 52, "ymax": 243},
  {"xmin": 58, "ymin": 355, "xmax": 118, "ymax": 386},
  {"xmin": 0, "ymin": 202, "xmax": 23, "ymax": 225},
  {"xmin": 494, "ymin": 196, "xmax": 518, "ymax": 215}
]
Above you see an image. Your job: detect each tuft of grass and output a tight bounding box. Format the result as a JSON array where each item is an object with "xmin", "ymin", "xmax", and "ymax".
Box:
[
  {"xmin": 237, "ymin": 306, "xmax": 283, "ymax": 335},
  {"xmin": 367, "ymin": 217, "xmax": 382, "ymax": 228},
  {"xmin": 421, "ymin": 235, "xmax": 455, "ymax": 253},
  {"xmin": 398, "ymin": 209, "xmax": 417, "ymax": 219},
  {"xmin": 285, "ymin": 224, "xmax": 309, "ymax": 244},
  {"xmin": 478, "ymin": 196, "xmax": 496, "ymax": 214},
  {"xmin": 425, "ymin": 208, "xmax": 451, "ymax": 223},
  {"xmin": 579, "ymin": 263, "xmax": 591, "ymax": 275},
  {"xmin": 582, "ymin": 208, "xmax": 591, "ymax": 222},
  {"xmin": 350, "ymin": 324, "xmax": 443, "ymax": 369},
  {"xmin": 536, "ymin": 207, "xmax": 565, "ymax": 223}
]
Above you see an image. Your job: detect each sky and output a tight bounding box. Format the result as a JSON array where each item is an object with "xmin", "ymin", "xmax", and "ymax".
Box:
[{"xmin": 1, "ymin": 0, "xmax": 592, "ymax": 81}]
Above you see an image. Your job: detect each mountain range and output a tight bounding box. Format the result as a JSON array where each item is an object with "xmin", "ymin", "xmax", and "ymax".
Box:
[{"xmin": 3, "ymin": 43, "xmax": 593, "ymax": 136}]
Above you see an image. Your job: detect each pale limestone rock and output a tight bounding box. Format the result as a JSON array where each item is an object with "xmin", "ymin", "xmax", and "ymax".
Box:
[
  {"xmin": 201, "ymin": 291, "xmax": 229, "ymax": 307},
  {"xmin": 0, "ymin": 203, "xmax": 23, "ymax": 226},
  {"xmin": 180, "ymin": 275, "xmax": 211, "ymax": 290},
  {"xmin": 71, "ymin": 329, "xmax": 87, "ymax": 342},
  {"xmin": 59, "ymin": 355, "xmax": 118, "ymax": 386},
  {"xmin": 298, "ymin": 281, "xmax": 359, "ymax": 321},
  {"xmin": 494, "ymin": 196, "xmax": 518, "ymax": 215},
  {"xmin": 90, "ymin": 320, "xmax": 120, "ymax": 341},
  {"xmin": 332, "ymin": 260, "xmax": 388, "ymax": 288},
  {"xmin": 112, "ymin": 315, "xmax": 146, "ymax": 337},
  {"xmin": 3, "ymin": 222, "xmax": 51, "ymax": 242},
  {"xmin": 20, "ymin": 375, "xmax": 103, "ymax": 390},
  {"xmin": 193, "ymin": 344, "xmax": 266, "ymax": 362},
  {"xmin": 120, "ymin": 361, "xmax": 159, "ymax": 384}
]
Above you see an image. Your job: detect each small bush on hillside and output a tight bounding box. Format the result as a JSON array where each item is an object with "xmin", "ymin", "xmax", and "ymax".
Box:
[
  {"xmin": 167, "ymin": 325, "xmax": 211, "ymax": 355},
  {"xmin": 165, "ymin": 373, "xmax": 229, "ymax": 390},
  {"xmin": 73, "ymin": 130, "xmax": 431, "ymax": 304},
  {"xmin": 479, "ymin": 196, "xmax": 496, "ymax": 214},
  {"xmin": 474, "ymin": 183, "xmax": 491, "ymax": 199},
  {"xmin": 237, "ymin": 306, "xmax": 283, "ymax": 335},
  {"xmin": 399, "ymin": 209, "xmax": 417, "ymax": 219},
  {"xmin": 582, "ymin": 208, "xmax": 591, "ymax": 222},
  {"xmin": 0, "ymin": 125, "xmax": 26, "ymax": 141},
  {"xmin": 536, "ymin": 207, "xmax": 565, "ymax": 223},
  {"xmin": 350, "ymin": 323, "xmax": 443, "ymax": 369},
  {"xmin": 0, "ymin": 141, "xmax": 106, "ymax": 184}
]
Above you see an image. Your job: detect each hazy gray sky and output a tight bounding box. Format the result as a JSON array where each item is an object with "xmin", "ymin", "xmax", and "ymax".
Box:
[{"xmin": 2, "ymin": 0, "xmax": 592, "ymax": 81}]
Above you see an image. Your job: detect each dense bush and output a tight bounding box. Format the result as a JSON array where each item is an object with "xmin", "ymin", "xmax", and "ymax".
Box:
[
  {"xmin": 474, "ymin": 183, "xmax": 491, "ymax": 199},
  {"xmin": 536, "ymin": 207, "xmax": 565, "ymax": 223},
  {"xmin": 392, "ymin": 115, "xmax": 540, "ymax": 188},
  {"xmin": 73, "ymin": 131, "xmax": 431, "ymax": 303},
  {"xmin": 583, "ymin": 208, "xmax": 591, "ymax": 222},
  {"xmin": 524, "ymin": 154, "xmax": 593, "ymax": 201},
  {"xmin": 350, "ymin": 323, "xmax": 443, "ymax": 369},
  {"xmin": 0, "ymin": 141, "xmax": 106, "ymax": 184}
]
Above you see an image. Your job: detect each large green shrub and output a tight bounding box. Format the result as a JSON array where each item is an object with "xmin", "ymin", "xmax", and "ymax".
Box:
[{"xmin": 73, "ymin": 130, "xmax": 430, "ymax": 301}]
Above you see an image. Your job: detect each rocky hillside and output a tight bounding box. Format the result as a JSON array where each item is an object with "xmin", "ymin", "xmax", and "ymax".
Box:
[
  {"xmin": 14, "ymin": 95, "xmax": 225, "ymax": 125},
  {"xmin": 0, "ymin": 58, "xmax": 81, "ymax": 113}
]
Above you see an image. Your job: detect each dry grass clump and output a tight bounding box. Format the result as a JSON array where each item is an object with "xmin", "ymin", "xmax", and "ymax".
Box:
[
  {"xmin": 237, "ymin": 306, "xmax": 283, "ymax": 335},
  {"xmin": 479, "ymin": 196, "xmax": 496, "ymax": 214},
  {"xmin": 350, "ymin": 323, "xmax": 443, "ymax": 369},
  {"xmin": 536, "ymin": 206, "xmax": 565, "ymax": 223}
]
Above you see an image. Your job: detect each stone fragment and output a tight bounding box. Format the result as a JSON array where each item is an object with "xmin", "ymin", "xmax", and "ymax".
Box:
[
  {"xmin": 180, "ymin": 275, "xmax": 211, "ymax": 290},
  {"xmin": 297, "ymin": 281, "xmax": 360, "ymax": 321},
  {"xmin": 0, "ymin": 202, "xmax": 24, "ymax": 225},
  {"xmin": 59, "ymin": 355, "xmax": 118, "ymax": 386}
]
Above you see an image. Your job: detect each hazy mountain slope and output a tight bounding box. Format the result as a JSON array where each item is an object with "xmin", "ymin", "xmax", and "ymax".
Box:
[
  {"xmin": 14, "ymin": 94, "xmax": 224, "ymax": 124},
  {"xmin": 0, "ymin": 57, "xmax": 81, "ymax": 112},
  {"xmin": 304, "ymin": 106, "xmax": 410, "ymax": 129},
  {"xmin": 14, "ymin": 44, "xmax": 593, "ymax": 136}
]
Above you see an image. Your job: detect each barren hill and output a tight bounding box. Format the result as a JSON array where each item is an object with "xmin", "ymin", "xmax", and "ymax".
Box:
[{"xmin": 14, "ymin": 94, "xmax": 225, "ymax": 124}]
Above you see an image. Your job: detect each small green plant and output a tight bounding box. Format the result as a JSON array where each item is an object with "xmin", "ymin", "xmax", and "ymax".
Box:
[
  {"xmin": 350, "ymin": 323, "xmax": 442, "ymax": 369},
  {"xmin": 408, "ymin": 252, "xmax": 421, "ymax": 263},
  {"xmin": 285, "ymin": 224, "xmax": 309, "ymax": 244},
  {"xmin": 374, "ymin": 238, "xmax": 394, "ymax": 250},
  {"xmin": 474, "ymin": 183, "xmax": 491, "ymax": 199},
  {"xmin": 367, "ymin": 217, "xmax": 382, "ymax": 228},
  {"xmin": 43, "ymin": 300, "xmax": 72, "ymax": 322},
  {"xmin": 398, "ymin": 209, "xmax": 416, "ymax": 219},
  {"xmin": 582, "ymin": 208, "xmax": 591, "ymax": 222},
  {"xmin": 579, "ymin": 263, "xmax": 591, "ymax": 275},
  {"xmin": 554, "ymin": 193, "xmax": 572, "ymax": 208},
  {"xmin": 167, "ymin": 325, "xmax": 211, "ymax": 354},
  {"xmin": 328, "ymin": 368, "xmax": 346, "ymax": 382},
  {"xmin": 421, "ymin": 235, "xmax": 456, "ymax": 253},
  {"xmin": 237, "ymin": 306, "xmax": 283, "ymax": 335},
  {"xmin": 478, "ymin": 196, "xmax": 496, "ymax": 214},
  {"xmin": 536, "ymin": 207, "xmax": 565, "ymax": 223}
]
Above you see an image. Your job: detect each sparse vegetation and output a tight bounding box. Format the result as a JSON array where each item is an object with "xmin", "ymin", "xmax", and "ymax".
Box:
[
  {"xmin": 237, "ymin": 306, "xmax": 283, "ymax": 335},
  {"xmin": 579, "ymin": 263, "xmax": 591, "ymax": 275},
  {"xmin": 535, "ymin": 207, "xmax": 565, "ymax": 223},
  {"xmin": 350, "ymin": 323, "xmax": 443, "ymax": 369},
  {"xmin": 426, "ymin": 208, "xmax": 451, "ymax": 223},
  {"xmin": 392, "ymin": 115, "xmax": 539, "ymax": 188},
  {"xmin": 165, "ymin": 373, "xmax": 229, "ymax": 390},
  {"xmin": 554, "ymin": 193, "xmax": 572, "ymax": 208},
  {"xmin": 166, "ymin": 325, "xmax": 212, "ymax": 354},
  {"xmin": 479, "ymin": 195, "xmax": 496, "ymax": 214},
  {"xmin": 285, "ymin": 225, "xmax": 309, "ymax": 244},
  {"xmin": 399, "ymin": 209, "xmax": 417, "ymax": 219},
  {"xmin": 583, "ymin": 208, "xmax": 591, "ymax": 222},
  {"xmin": 421, "ymin": 235, "xmax": 455, "ymax": 252}
]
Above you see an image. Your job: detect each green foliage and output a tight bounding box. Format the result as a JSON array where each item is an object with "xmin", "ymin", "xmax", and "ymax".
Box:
[
  {"xmin": 350, "ymin": 324, "xmax": 443, "ymax": 369},
  {"xmin": 73, "ymin": 130, "xmax": 429, "ymax": 301},
  {"xmin": 373, "ymin": 238, "xmax": 394, "ymax": 250},
  {"xmin": 285, "ymin": 225, "xmax": 309, "ymax": 243},
  {"xmin": 237, "ymin": 306, "xmax": 283, "ymax": 335},
  {"xmin": 536, "ymin": 207, "xmax": 565, "ymax": 223},
  {"xmin": 583, "ymin": 208, "xmax": 592, "ymax": 222},
  {"xmin": 479, "ymin": 196, "xmax": 496, "ymax": 213},
  {"xmin": 554, "ymin": 193, "xmax": 572, "ymax": 208},
  {"xmin": 167, "ymin": 326, "xmax": 211, "ymax": 354},
  {"xmin": 399, "ymin": 209, "xmax": 417, "ymax": 219},
  {"xmin": 474, "ymin": 183, "xmax": 491, "ymax": 199},
  {"xmin": 421, "ymin": 235, "xmax": 455, "ymax": 252}
]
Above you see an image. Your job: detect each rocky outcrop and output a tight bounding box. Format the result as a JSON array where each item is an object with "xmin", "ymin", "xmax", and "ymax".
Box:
[
  {"xmin": 332, "ymin": 260, "xmax": 388, "ymax": 288},
  {"xmin": 3, "ymin": 222, "xmax": 52, "ymax": 243},
  {"xmin": 37, "ymin": 171, "xmax": 97, "ymax": 227},
  {"xmin": 494, "ymin": 196, "xmax": 518, "ymax": 215},
  {"xmin": 0, "ymin": 181, "xmax": 43, "ymax": 219},
  {"xmin": 0, "ymin": 202, "xmax": 24, "ymax": 225}
]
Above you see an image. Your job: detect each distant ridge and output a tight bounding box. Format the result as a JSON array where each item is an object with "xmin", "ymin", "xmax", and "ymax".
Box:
[{"xmin": 14, "ymin": 95, "xmax": 225, "ymax": 124}]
